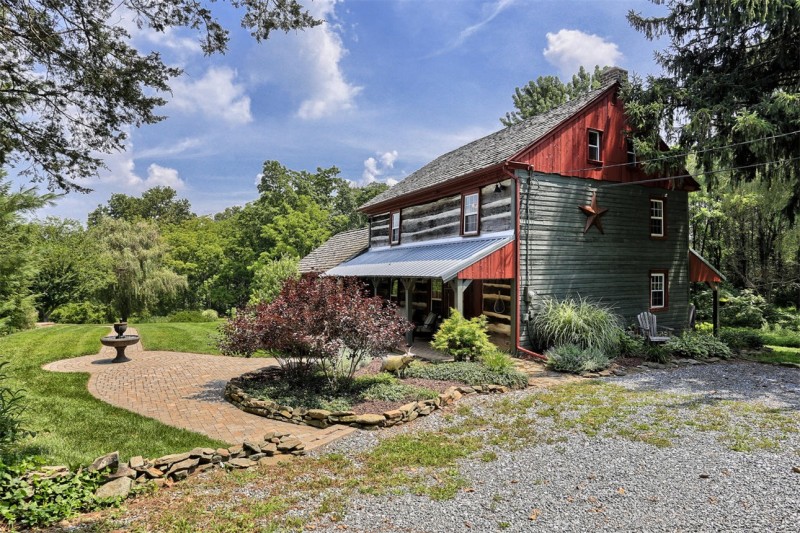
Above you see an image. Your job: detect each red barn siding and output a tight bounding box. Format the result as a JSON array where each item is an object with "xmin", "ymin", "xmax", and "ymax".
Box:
[
  {"xmin": 458, "ymin": 242, "xmax": 515, "ymax": 279},
  {"xmin": 517, "ymin": 91, "xmax": 651, "ymax": 185}
]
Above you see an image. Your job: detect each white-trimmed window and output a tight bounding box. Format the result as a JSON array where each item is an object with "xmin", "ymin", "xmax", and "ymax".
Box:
[
  {"xmin": 650, "ymin": 199, "xmax": 665, "ymax": 237},
  {"xmin": 588, "ymin": 129, "xmax": 602, "ymax": 162},
  {"xmin": 431, "ymin": 279, "xmax": 442, "ymax": 301},
  {"xmin": 462, "ymin": 192, "xmax": 479, "ymax": 235},
  {"xmin": 390, "ymin": 211, "xmax": 400, "ymax": 244},
  {"xmin": 650, "ymin": 271, "xmax": 667, "ymax": 310}
]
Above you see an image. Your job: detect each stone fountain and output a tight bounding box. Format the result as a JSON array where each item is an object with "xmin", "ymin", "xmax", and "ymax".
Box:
[{"xmin": 100, "ymin": 322, "xmax": 139, "ymax": 363}]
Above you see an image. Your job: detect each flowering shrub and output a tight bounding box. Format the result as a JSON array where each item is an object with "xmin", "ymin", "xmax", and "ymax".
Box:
[{"xmin": 219, "ymin": 275, "xmax": 411, "ymax": 389}]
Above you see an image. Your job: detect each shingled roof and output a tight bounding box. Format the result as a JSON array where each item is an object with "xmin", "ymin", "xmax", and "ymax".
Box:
[
  {"xmin": 299, "ymin": 227, "xmax": 370, "ymax": 273},
  {"xmin": 361, "ymin": 74, "xmax": 620, "ymax": 211}
]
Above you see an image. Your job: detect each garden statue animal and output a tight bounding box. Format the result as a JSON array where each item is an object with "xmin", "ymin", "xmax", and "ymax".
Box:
[{"xmin": 380, "ymin": 353, "xmax": 417, "ymax": 377}]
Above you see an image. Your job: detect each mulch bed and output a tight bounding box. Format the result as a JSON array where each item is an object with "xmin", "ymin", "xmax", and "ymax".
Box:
[{"xmin": 350, "ymin": 358, "xmax": 461, "ymax": 414}]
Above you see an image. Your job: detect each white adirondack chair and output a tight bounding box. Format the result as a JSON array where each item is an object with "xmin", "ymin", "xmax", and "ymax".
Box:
[{"xmin": 637, "ymin": 311, "xmax": 674, "ymax": 344}]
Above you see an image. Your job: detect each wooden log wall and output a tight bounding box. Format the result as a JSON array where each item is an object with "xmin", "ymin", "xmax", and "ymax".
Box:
[
  {"xmin": 368, "ymin": 179, "xmax": 513, "ymax": 248},
  {"xmin": 517, "ymin": 171, "xmax": 690, "ymax": 349}
]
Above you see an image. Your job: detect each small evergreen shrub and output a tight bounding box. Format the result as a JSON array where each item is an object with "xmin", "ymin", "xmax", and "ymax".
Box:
[
  {"xmin": 478, "ymin": 349, "xmax": 515, "ymax": 372},
  {"xmin": 0, "ymin": 457, "xmax": 112, "ymax": 528},
  {"xmin": 531, "ymin": 297, "xmax": 622, "ymax": 354},
  {"xmin": 545, "ymin": 344, "xmax": 610, "ymax": 374},
  {"xmin": 719, "ymin": 328, "xmax": 764, "ymax": 351},
  {"xmin": 665, "ymin": 331, "xmax": 732, "ymax": 360},
  {"xmin": 406, "ymin": 361, "xmax": 529, "ymax": 389},
  {"xmin": 431, "ymin": 310, "xmax": 494, "ymax": 362},
  {"xmin": 50, "ymin": 301, "xmax": 110, "ymax": 324},
  {"xmin": 201, "ymin": 309, "xmax": 219, "ymax": 321}
]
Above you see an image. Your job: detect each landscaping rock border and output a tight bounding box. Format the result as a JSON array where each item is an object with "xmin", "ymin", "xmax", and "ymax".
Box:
[
  {"xmin": 224, "ymin": 370, "xmax": 509, "ymax": 430},
  {"xmin": 82, "ymin": 432, "xmax": 306, "ymax": 499}
]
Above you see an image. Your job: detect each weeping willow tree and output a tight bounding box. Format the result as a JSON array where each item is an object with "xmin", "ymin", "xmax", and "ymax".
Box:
[{"xmin": 93, "ymin": 218, "xmax": 187, "ymax": 322}]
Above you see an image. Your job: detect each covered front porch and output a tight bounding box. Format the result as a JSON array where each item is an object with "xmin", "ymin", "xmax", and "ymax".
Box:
[{"xmin": 326, "ymin": 234, "xmax": 517, "ymax": 351}]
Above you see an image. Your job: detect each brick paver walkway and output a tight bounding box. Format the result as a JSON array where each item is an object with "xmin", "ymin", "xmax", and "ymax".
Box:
[{"xmin": 43, "ymin": 328, "xmax": 353, "ymax": 450}]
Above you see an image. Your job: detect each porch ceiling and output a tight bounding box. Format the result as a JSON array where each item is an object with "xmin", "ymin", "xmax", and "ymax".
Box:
[{"xmin": 325, "ymin": 234, "xmax": 513, "ymax": 282}]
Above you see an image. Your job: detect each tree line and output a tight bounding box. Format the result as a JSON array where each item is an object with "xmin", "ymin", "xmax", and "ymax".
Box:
[{"xmin": 0, "ymin": 162, "xmax": 387, "ymax": 331}]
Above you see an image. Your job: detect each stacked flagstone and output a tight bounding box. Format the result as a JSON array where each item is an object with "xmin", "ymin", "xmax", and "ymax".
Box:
[
  {"xmin": 226, "ymin": 378, "xmax": 509, "ymax": 430},
  {"xmin": 83, "ymin": 432, "xmax": 305, "ymax": 499}
]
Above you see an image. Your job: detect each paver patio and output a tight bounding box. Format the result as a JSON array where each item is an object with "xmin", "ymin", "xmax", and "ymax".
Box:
[{"xmin": 43, "ymin": 328, "xmax": 354, "ymax": 450}]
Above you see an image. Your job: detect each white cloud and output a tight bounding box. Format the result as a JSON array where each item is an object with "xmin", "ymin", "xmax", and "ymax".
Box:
[
  {"xmin": 362, "ymin": 150, "xmax": 399, "ymax": 184},
  {"xmin": 98, "ymin": 138, "xmax": 186, "ymax": 192},
  {"xmin": 543, "ymin": 29, "xmax": 622, "ymax": 76},
  {"xmin": 295, "ymin": 0, "xmax": 362, "ymax": 119},
  {"xmin": 171, "ymin": 66, "xmax": 252, "ymax": 125},
  {"xmin": 431, "ymin": 0, "xmax": 517, "ymax": 56},
  {"xmin": 143, "ymin": 164, "xmax": 185, "ymax": 189}
]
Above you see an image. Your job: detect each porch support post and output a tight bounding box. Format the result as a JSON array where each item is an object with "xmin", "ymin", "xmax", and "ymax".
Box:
[
  {"xmin": 711, "ymin": 282, "xmax": 720, "ymax": 337},
  {"xmin": 451, "ymin": 279, "xmax": 473, "ymax": 316},
  {"xmin": 370, "ymin": 278, "xmax": 380, "ymax": 297},
  {"xmin": 401, "ymin": 278, "xmax": 416, "ymax": 345}
]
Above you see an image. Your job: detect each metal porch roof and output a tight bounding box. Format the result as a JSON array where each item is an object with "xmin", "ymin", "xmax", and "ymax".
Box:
[{"xmin": 325, "ymin": 235, "xmax": 513, "ymax": 282}]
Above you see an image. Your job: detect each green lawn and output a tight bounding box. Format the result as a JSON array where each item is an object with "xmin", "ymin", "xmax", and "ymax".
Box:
[
  {"xmin": 0, "ymin": 325, "xmax": 225, "ymax": 466},
  {"xmin": 135, "ymin": 321, "xmax": 222, "ymax": 355},
  {"xmin": 756, "ymin": 345, "xmax": 800, "ymax": 365}
]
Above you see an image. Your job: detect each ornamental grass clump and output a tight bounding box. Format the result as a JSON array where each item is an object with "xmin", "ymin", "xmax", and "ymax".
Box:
[
  {"xmin": 219, "ymin": 275, "xmax": 411, "ymax": 390},
  {"xmin": 431, "ymin": 309, "xmax": 494, "ymax": 362},
  {"xmin": 531, "ymin": 296, "xmax": 623, "ymax": 355}
]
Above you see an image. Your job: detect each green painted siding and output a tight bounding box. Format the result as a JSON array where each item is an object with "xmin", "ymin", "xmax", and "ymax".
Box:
[{"xmin": 518, "ymin": 171, "xmax": 690, "ymax": 349}]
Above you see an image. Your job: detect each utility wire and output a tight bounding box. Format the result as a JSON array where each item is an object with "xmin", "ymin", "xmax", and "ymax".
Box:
[
  {"xmin": 596, "ymin": 156, "xmax": 800, "ymax": 189},
  {"xmin": 557, "ymin": 129, "xmax": 800, "ymax": 175}
]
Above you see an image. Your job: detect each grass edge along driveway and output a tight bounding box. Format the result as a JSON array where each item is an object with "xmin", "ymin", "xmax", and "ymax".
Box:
[{"xmin": 0, "ymin": 325, "xmax": 225, "ymax": 467}]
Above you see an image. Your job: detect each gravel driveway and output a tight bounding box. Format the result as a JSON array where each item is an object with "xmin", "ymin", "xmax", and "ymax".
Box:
[{"xmin": 311, "ymin": 361, "xmax": 800, "ymax": 532}]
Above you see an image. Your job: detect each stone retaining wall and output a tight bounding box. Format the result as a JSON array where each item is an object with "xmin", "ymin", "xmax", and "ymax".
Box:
[
  {"xmin": 225, "ymin": 372, "xmax": 510, "ymax": 430},
  {"xmin": 60, "ymin": 431, "xmax": 307, "ymax": 500}
]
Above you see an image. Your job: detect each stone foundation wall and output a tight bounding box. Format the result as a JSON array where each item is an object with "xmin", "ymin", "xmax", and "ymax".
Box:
[{"xmin": 225, "ymin": 374, "xmax": 509, "ymax": 430}]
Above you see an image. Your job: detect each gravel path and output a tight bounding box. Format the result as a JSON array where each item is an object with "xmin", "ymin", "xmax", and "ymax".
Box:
[{"xmin": 310, "ymin": 361, "xmax": 800, "ymax": 532}]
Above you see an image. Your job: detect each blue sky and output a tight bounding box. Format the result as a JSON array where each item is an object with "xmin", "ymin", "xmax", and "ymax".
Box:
[{"xmin": 24, "ymin": 0, "xmax": 669, "ymax": 222}]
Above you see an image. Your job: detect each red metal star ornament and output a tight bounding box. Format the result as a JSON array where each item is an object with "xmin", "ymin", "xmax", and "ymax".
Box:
[{"xmin": 578, "ymin": 192, "xmax": 609, "ymax": 234}]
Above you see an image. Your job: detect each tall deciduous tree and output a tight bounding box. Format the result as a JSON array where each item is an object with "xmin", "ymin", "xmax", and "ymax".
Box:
[
  {"xmin": 87, "ymin": 186, "xmax": 194, "ymax": 226},
  {"xmin": 501, "ymin": 66, "xmax": 605, "ymax": 126},
  {"xmin": 92, "ymin": 217, "xmax": 187, "ymax": 321},
  {"xmin": 624, "ymin": 0, "xmax": 800, "ymax": 217},
  {"xmin": 1, "ymin": 0, "xmax": 320, "ymax": 192}
]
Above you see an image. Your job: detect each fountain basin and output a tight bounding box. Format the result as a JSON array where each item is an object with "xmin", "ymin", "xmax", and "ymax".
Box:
[{"xmin": 100, "ymin": 334, "xmax": 140, "ymax": 363}]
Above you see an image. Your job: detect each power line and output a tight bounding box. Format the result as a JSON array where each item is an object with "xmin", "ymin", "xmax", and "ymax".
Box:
[
  {"xmin": 596, "ymin": 156, "xmax": 800, "ymax": 189},
  {"xmin": 558, "ymin": 129, "xmax": 800, "ymax": 175}
]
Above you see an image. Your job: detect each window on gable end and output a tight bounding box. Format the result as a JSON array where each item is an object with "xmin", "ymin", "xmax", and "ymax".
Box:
[
  {"xmin": 462, "ymin": 192, "xmax": 479, "ymax": 235},
  {"xmin": 390, "ymin": 211, "xmax": 401, "ymax": 244},
  {"xmin": 588, "ymin": 129, "xmax": 602, "ymax": 162},
  {"xmin": 626, "ymin": 138, "xmax": 636, "ymax": 167}
]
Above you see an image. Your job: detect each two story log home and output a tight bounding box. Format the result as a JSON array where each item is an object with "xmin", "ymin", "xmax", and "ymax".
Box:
[{"xmin": 305, "ymin": 67, "xmax": 722, "ymax": 355}]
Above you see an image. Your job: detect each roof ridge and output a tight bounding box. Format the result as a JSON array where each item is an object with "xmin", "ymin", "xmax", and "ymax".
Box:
[{"xmin": 360, "ymin": 78, "xmax": 617, "ymax": 211}]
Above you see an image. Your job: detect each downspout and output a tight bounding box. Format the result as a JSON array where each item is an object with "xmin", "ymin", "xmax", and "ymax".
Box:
[{"xmin": 502, "ymin": 164, "xmax": 546, "ymax": 361}]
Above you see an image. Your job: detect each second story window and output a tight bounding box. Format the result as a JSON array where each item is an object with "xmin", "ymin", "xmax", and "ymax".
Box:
[
  {"xmin": 390, "ymin": 211, "xmax": 400, "ymax": 244},
  {"xmin": 462, "ymin": 192, "xmax": 479, "ymax": 235},
  {"xmin": 650, "ymin": 199, "xmax": 665, "ymax": 238},
  {"xmin": 588, "ymin": 129, "xmax": 602, "ymax": 162},
  {"xmin": 626, "ymin": 138, "xmax": 636, "ymax": 167}
]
